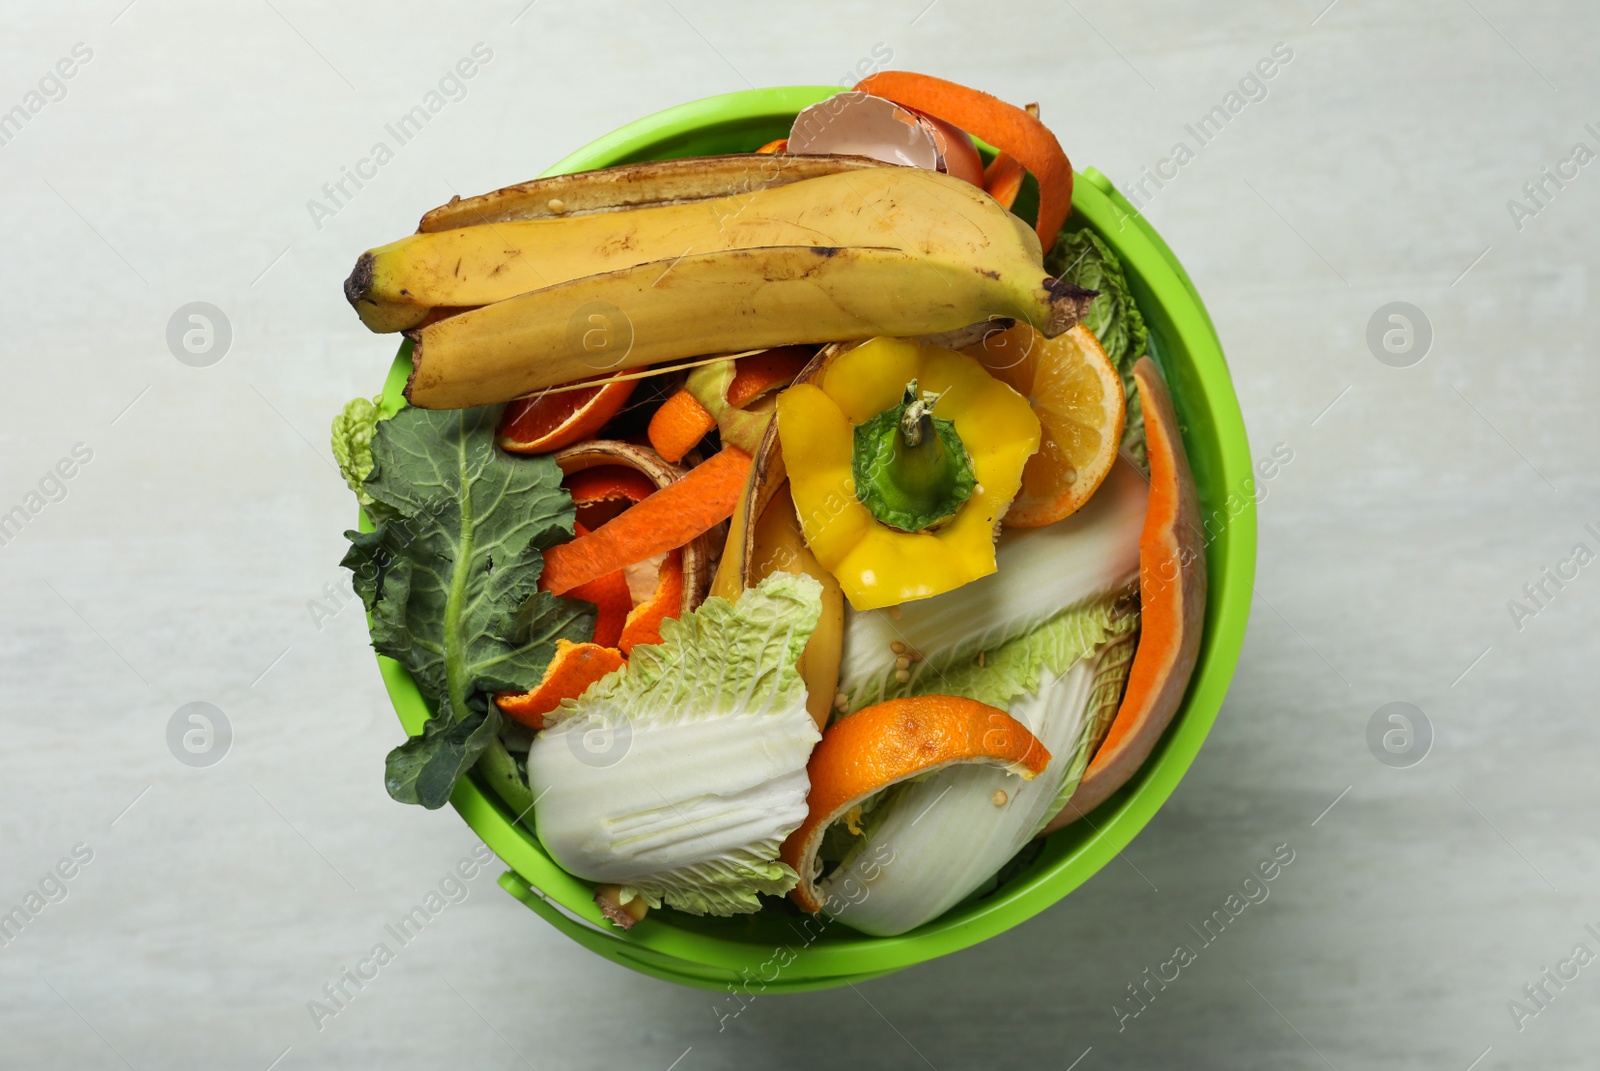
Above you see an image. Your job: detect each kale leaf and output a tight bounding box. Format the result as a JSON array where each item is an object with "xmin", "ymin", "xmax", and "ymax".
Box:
[{"xmin": 341, "ymin": 405, "xmax": 593, "ymax": 809}]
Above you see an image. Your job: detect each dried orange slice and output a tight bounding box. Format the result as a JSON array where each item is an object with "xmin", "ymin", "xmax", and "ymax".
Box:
[
  {"xmin": 496, "ymin": 640, "xmax": 624, "ymax": 730},
  {"xmin": 966, "ymin": 322, "xmax": 1124, "ymax": 527},
  {"xmin": 780, "ymin": 695, "xmax": 1051, "ymax": 912},
  {"xmin": 497, "ymin": 377, "xmax": 636, "ymax": 454}
]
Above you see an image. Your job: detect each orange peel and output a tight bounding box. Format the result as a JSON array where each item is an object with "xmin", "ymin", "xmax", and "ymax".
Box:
[
  {"xmin": 780, "ymin": 695, "xmax": 1050, "ymax": 912},
  {"xmin": 496, "ymin": 640, "xmax": 624, "ymax": 730}
]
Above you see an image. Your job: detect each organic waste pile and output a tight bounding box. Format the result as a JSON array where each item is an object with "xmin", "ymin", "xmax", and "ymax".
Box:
[{"xmin": 333, "ymin": 72, "xmax": 1206, "ymax": 937}]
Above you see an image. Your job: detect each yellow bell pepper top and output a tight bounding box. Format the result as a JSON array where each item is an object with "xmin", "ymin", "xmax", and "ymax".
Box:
[{"xmin": 777, "ymin": 337, "xmax": 1041, "ymax": 610}]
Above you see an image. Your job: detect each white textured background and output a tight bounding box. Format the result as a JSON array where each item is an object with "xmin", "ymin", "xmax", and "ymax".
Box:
[{"xmin": 2, "ymin": 1, "xmax": 1596, "ymax": 1068}]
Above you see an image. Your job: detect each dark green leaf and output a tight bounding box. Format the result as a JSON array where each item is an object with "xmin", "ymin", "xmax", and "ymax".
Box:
[
  {"xmin": 344, "ymin": 405, "xmax": 595, "ymax": 807},
  {"xmin": 384, "ymin": 700, "xmax": 502, "ymax": 809}
]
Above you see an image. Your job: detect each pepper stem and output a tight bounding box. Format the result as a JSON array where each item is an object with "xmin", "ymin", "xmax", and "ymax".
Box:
[
  {"xmin": 853, "ymin": 379, "xmax": 976, "ymax": 533},
  {"xmin": 896, "ymin": 379, "xmax": 948, "ymax": 448}
]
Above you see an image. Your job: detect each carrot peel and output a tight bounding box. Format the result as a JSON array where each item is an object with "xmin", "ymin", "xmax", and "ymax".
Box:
[
  {"xmin": 983, "ymin": 152, "xmax": 1028, "ymax": 210},
  {"xmin": 541, "ymin": 446, "xmax": 752, "ymax": 597},
  {"xmin": 648, "ymin": 389, "xmax": 717, "ymax": 463},
  {"xmin": 854, "ymin": 70, "xmax": 1072, "ymax": 249}
]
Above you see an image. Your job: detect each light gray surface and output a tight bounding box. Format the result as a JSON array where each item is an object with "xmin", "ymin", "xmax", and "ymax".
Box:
[{"xmin": 2, "ymin": 1, "xmax": 1596, "ymax": 1068}]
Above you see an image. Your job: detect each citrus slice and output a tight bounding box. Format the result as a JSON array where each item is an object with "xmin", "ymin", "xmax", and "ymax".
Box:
[
  {"xmin": 1044, "ymin": 356, "xmax": 1206, "ymax": 831},
  {"xmin": 497, "ymin": 376, "xmax": 636, "ymax": 454},
  {"xmin": 496, "ymin": 640, "xmax": 624, "ymax": 730},
  {"xmin": 966, "ymin": 322, "xmax": 1124, "ymax": 527},
  {"xmin": 779, "ymin": 695, "xmax": 1051, "ymax": 912}
]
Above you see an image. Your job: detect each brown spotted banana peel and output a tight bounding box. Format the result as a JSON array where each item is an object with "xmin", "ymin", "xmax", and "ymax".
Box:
[
  {"xmin": 347, "ymin": 154, "xmax": 891, "ymax": 332},
  {"xmin": 402, "ymin": 169, "xmax": 1094, "ymax": 408}
]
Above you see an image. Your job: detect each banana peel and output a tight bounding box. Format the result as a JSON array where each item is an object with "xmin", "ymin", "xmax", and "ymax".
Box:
[
  {"xmin": 404, "ymin": 248, "xmax": 1091, "ymax": 409},
  {"xmin": 417, "ymin": 152, "xmax": 892, "ymax": 231},
  {"xmin": 354, "ymin": 163, "xmax": 940, "ymax": 334},
  {"xmin": 712, "ymin": 347, "xmax": 845, "ymax": 728},
  {"xmin": 350, "ymin": 154, "xmax": 893, "ymax": 332},
  {"xmin": 398, "ymin": 165, "xmax": 1095, "ymax": 409}
]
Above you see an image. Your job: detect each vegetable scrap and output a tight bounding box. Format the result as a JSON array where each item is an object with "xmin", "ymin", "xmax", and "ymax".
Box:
[{"xmin": 333, "ymin": 71, "xmax": 1208, "ymax": 936}]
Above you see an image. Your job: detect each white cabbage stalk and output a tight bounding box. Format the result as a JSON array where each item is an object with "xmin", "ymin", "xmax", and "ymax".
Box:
[
  {"xmin": 839, "ymin": 458, "xmax": 1147, "ymax": 710},
  {"xmin": 822, "ymin": 636, "xmax": 1136, "ymax": 936},
  {"xmin": 527, "ymin": 574, "xmax": 824, "ymax": 917}
]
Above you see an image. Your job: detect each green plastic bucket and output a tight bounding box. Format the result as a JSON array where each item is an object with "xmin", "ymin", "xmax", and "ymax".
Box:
[{"xmin": 365, "ymin": 86, "xmax": 1255, "ymax": 992}]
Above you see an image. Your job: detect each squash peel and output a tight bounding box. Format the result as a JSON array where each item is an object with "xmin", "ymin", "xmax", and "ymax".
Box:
[{"xmin": 1044, "ymin": 356, "xmax": 1206, "ymax": 831}]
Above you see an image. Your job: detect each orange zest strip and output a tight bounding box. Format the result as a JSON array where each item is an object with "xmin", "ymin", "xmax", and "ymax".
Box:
[
  {"xmin": 647, "ymin": 389, "xmax": 717, "ymax": 463},
  {"xmin": 755, "ymin": 138, "xmax": 789, "ymax": 154},
  {"xmin": 497, "ymin": 377, "xmax": 636, "ymax": 454},
  {"xmin": 540, "ymin": 446, "xmax": 753, "ymax": 597},
  {"xmin": 779, "ymin": 695, "xmax": 1051, "ymax": 912},
  {"xmin": 854, "ymin": 70, "xmax": 1072, "ymax": 249},
  {"xmin": 1049, "ymin": 357, "xmax": 1207, "ymax": 829},
  {"xmin": 496, "ymin": 640, "xmax": 625, "ymax": 730},
  {"xmin": 618, "ymin": 548, "xmax": 684, "ymax": 656},
  {"xmin": 726, "ymin": 346, "xmax": 812, "ymax": 409},
  {"xmin": 983, "ymin": 151, "xmax": 1028, "ymax": 210}
]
